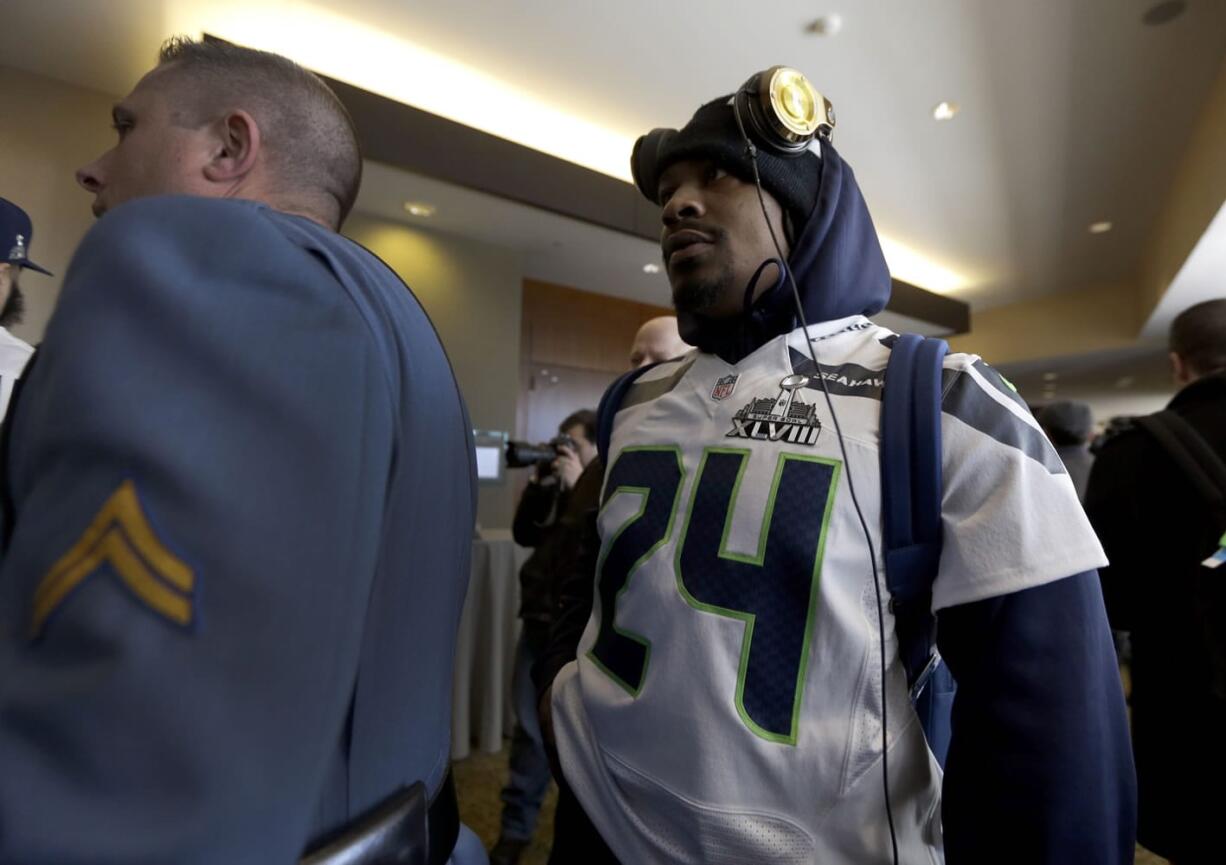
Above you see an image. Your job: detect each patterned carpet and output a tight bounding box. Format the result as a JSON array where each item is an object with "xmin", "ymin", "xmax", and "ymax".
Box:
[{"xmin": 453, "ymin": 744, "xmax": 1167, "ymax": 865}]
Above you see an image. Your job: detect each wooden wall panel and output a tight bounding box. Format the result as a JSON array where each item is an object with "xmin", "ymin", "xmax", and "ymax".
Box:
[
  {"xmin": 522, "ymin": 279, "xmax": 673, "ymax": 373},
  {"xmin": 513, "ymin": 280, "xmax": 672, "ymax": 503}
]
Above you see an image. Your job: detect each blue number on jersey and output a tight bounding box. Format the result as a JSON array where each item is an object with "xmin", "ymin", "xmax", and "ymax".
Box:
[
  {"xmin": 676, "ymin": 449, "xmax": 840, "ymax": 744},
  {"xmin": 587, "ymin": 447, "xmax": 685, "ymax": 695},
  {"xmin": 589, "ymin": 445, "xmax": 840, "ymax": 744}
]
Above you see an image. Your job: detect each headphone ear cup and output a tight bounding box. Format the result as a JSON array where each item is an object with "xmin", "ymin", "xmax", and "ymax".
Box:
[
  {"xmin": 733, "ymin": 72, "xmax": 768, "ymax": 151},
  {"xmin": 631, "ymin": 128, "xmax": 675, "ymax": 202},
  {"xmin": 736, "ymin": 68, "xmax": 816, "ymax": 157}
]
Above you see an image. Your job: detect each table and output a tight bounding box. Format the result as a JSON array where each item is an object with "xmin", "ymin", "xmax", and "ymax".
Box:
[{"xmin": 450, "ymin": 531, "xmax": 529, "ymax": 760}]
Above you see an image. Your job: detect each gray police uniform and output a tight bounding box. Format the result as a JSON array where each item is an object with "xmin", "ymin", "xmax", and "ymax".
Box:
[{"xmin": 0, "ymin": 196, "xmax": 476, "ymax": 864}]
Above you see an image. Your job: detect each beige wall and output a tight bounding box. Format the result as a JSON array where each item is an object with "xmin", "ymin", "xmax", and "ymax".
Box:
[
  {"xmin": 948, "ymin": 282, "xmax": 1142, "ymax": 365},
  {"xmin": 344, "ymin": 213, "xmax": 523, "ymax": 530},
  {"xmin": 0, "ymin": 65, "xmax": 117, "ymax": 343}
]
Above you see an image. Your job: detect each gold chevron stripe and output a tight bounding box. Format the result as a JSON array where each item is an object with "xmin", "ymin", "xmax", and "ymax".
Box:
[{"xmin": 30, "ymin": 481, "xmax": 195, "ymax": 638}]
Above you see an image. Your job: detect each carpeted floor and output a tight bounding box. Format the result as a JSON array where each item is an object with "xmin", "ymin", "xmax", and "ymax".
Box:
[
  {"xmin": 454, "ymin": 745, "xmax": 556, "ymax": 865},
  {"xmin": 453, "ymin": 744, "xmax": 1167, "ymax": 865}
]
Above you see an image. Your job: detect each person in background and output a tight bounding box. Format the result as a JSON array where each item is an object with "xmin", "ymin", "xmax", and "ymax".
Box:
[
  {"xmin": 491, "ymin": 409, "xmax": 598, "ymax": 865},
  {"xmin": 0, "ymin": 37, "xmax": 476, "ymax": 864},
  {"xmin": 628, "ymin": 314, "xmax": 689, "ymax": 368},
  {"xmin": 1037, "ymin": 399, "xmax": 1095, "ymax": 500},
  {"xmin": 1086, "ymin": 298, "xmax": 1226, "ymax": 865},
  {"xmin": 0, "ymin": 197, "xmax": 52, "ymax": 418}
]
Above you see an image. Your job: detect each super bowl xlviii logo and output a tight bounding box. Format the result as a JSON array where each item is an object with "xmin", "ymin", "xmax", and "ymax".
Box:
[{"xmin": 726, "ymin": 374, "xmax": 821, "ymax": 446}]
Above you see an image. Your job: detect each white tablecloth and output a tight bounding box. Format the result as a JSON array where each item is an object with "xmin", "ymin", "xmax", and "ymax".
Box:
[{"xmin": 450, "ymin": 531, "xmax": 529, "ymax": 760}]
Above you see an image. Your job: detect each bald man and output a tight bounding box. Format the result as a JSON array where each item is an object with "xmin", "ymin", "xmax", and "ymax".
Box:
[
  {"xmin": 629, "ymin": 315, "xmax": 689, "ymax": 368},
  {"xmin": 0, "ymin": 37, "xmax": 474, "ymax": 864}
]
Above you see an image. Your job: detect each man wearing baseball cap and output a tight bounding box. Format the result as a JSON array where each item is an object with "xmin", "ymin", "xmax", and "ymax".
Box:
[{"xmin": 0, "ymin": 197, "xmax": 51, "ymax": 417}]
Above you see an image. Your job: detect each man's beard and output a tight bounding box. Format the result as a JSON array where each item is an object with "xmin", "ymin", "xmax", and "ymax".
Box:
[
  {"xmin": 0, "ymin": 283, "xmax": 25, "ymax": 329},
  {"xmin": 670, "ymin": 263, "xmax": 735, "ymax": 318}
]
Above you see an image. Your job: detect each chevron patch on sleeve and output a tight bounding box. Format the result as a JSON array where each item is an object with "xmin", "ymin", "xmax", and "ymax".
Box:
[{"xmin": 30, "ymin": 480, "xmax": 196, "ymax": 639}]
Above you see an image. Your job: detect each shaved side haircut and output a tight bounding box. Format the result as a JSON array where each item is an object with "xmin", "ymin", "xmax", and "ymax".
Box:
[{"xmin": 155, "ymin": 36, "xmax": 362, "ymax": 229}]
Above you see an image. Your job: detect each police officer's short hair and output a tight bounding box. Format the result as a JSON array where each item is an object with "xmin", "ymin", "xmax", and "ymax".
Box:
[
  {"xmin": 155, "ymin": 36, "xmax": 362, "ymax": 230},
  {"xmin": 1170, "ymin": 298, "xmax": 1226, "ymax": 377}
]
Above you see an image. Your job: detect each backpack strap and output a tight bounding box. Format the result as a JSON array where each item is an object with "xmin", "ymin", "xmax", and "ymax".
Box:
[
  {"xmin": 880, "ymin": 333, "xmax": 950, "ymax": 697},
  {"xmin": 1133, "ymin": 411, "xmax": 1226, "ymax": 527},
  {"xmin": 596, "ymin": 363, "xmax": 659, "ymax": 464}
]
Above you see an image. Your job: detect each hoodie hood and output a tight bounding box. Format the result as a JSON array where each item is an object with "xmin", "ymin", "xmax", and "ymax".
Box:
[{"xmin": 634, "ymin": 98, "xmax": 891, "ymax": 364}]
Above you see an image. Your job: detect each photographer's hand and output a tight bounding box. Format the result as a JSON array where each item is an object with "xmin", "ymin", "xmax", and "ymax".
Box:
[{"xmin": 554, "ymin": 444, "xmax": 583, "ymax": 491}]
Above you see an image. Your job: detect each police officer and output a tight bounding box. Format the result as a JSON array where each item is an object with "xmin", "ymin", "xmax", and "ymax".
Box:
[
  {"xmin": 0, "ymin": 37, "xmax": 475, "ymax": 863},
  {"xmin": 0, "ymin": 197, "xmax": 50, "ymax": 418}
]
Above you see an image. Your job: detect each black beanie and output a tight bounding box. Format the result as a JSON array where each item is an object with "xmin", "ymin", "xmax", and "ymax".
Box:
[{"xmin": 631, "ymin": 96, "xmax": 823, "ymax": 232}]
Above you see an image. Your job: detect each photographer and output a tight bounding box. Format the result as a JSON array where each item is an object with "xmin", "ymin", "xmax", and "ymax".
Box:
[{"xmin": 492, "ymin": 409, "xmax": 597, "ymax": 865}]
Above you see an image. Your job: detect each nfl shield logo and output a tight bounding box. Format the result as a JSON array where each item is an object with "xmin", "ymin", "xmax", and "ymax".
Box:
[{"xmin": 711, "ymin": 374, "xmax": 739, "ymax": 401}]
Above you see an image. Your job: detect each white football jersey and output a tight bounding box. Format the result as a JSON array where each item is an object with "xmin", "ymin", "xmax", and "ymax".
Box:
[
  {"xmin": 0, "ymin": 327, "xmax": 34, "ymax": 421},
  {"xmin": 550, "ymin": 314, "xmax": 1106, "ymax": 864}
]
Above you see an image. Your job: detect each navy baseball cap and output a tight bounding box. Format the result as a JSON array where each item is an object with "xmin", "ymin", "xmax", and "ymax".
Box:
[{"xmin": 1, "ymin": 197, "xmax": 52, "ymax": 276}]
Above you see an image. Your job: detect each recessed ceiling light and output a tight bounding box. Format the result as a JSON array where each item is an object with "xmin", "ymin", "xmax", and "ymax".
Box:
[
  {"xmin": 806, "ymin": 14, "xmax": 844, "ymax": 36},
  {"xmin": 1043, "ymin": 372, "xmax": 1059, "ymax": 382},
  {"xmin": 1116, "ymin": 376, "xmax": 1136, "ymax": 389},
  {"xmin": 643, "ymin": 263, "xmax": 661, "ymax": 274},
  {"xmin": 403, "ymin": 201, "xmax": 436, "ymax": 217},
  {"xmin": 1089, "ymin": 221, "xmax": 1113, "ymax": 234},
  {"xmin": 932, "ymin": 101, "xmax": 960, "ymax": 121},
  {"xmin": 1143, "ymin": 1, "xmax": 1187, "ymax": 27}
]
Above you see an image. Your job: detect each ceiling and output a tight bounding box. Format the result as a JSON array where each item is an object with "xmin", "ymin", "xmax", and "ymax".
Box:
[
  {"xmin": 355, "ymin": 161, "xmax": 952, "ymax": 336},
  {"xmin": 4, "ymin": 0, "xmax": 1224, "ymax": 313}
]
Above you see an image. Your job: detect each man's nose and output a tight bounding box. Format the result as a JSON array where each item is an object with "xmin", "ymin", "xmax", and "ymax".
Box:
[
  {"xmin": 75, "ymin": 157, "xmax": 105, "ymax": 194},
  {"xmin": 662, "ymin": 186, "xmax": 705, "ymax": 226}
]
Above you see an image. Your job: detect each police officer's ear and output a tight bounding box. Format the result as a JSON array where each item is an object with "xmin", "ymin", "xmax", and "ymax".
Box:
[{"xmin": 203, "ymin": 109, "xmax": 262, "ymax": 185}]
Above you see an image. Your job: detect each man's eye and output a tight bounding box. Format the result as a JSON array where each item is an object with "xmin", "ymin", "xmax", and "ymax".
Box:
[
  {"xmin": 658, "ymin": 187, "xmax": 676, "ymax": 204},
  {"xmin": 706, "ymin": 166, "xmax": 728, "ymax": 183},
  {"xmin": 111, "ymin": 121, "xmax": 132, "ymax": 138}
]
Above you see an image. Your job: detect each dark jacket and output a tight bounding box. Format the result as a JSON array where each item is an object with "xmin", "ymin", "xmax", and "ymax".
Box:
[
  {"xmin": 515, "ymin": 461, "xmax": 604, "ymax": 642},
  {"xmin": 512, "ymin": 479, "xmax": 568, "ymax": 631},
  {"xmin": 1085, "ymin": 371, "xmax": 1226, "ymax": 861},
  {"xmin": 535, "ymin": 501, "xmax": 602, "ymax": 701}
]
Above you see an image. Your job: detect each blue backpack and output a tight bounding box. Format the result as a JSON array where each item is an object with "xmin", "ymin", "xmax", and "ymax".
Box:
[
  {"xmin": 879, "ymin": 333, "xmax": 956, "ymax": 768},
  {"xmin": 595, "ymin": 332, "xmax": 956, "ymax": 767}
]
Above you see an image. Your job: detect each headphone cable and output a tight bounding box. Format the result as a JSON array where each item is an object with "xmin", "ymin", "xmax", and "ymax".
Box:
[{"xmin": 733, "ymin": 103, "xmax": 902, "ymax": 865}]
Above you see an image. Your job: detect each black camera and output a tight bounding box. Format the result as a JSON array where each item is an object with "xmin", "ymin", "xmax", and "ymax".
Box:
[{"xmin": 505, "ymin": 434, "xmax": 576, "ymax": 469}]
